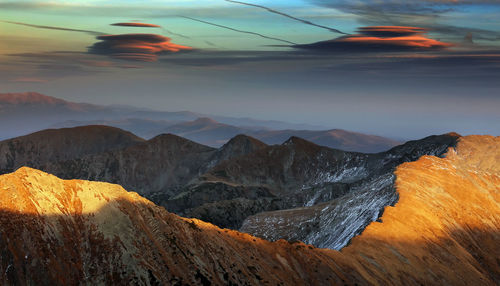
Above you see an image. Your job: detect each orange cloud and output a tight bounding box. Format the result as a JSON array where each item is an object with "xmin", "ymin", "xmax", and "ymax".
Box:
[
  {"xmin": 111, "ymin": 23, "xmax": 161, "ymax": 28},
  {"xmin": 338, "ymin": 35, "xmax": 452, "ymax": 49},
  {"xmin": 358, "ymin": 26, "xmax": 427, "ymax": 37},
  {"xmin": 294, "ymin": 26, "xmax": 452, "ymax": 52},
  {"xmin": 88, "ymin": 34, "xmax": 193, "ymax": 62}
]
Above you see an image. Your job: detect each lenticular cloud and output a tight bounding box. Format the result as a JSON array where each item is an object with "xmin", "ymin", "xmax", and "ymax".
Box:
[{"xmin": 88, "ymin": 33, "xmax": 192, "ymax": 62}]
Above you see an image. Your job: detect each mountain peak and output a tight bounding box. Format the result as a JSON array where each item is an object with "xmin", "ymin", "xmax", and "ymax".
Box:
[
  {"xmin": 147, "ymin": 133, "xmax": 215, "ymax": 151},
  {"xmin": 0, "ymin": 92, "xmax": 67, "ymax": 105},
  {"xmin": 211, "ymin": 134, "xmax": 268, "ymax": 164},
  {"xmin": 191, "ymin": 117, "xmax": 219, "ymax": 125},
  {"xmin": 224, "ymin": 134, "xmax": 267, "ymax": 149},
  {"xmin": 283, "ymin": 136, "xmax": 318, "ymax": 147},
  {"xmin": 0, "ymin": 126, "xmax": 145, "ymax": 173}
]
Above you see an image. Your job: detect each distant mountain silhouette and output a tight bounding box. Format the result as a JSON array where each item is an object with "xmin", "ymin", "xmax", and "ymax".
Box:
[
  {"xmin": 2, "ymin": 92, "xmax": 334, "ymax": 141},
  {"xmin": 57, "ymin": 117, "xmax": 399, "ymax": 152},
  {"xmin": 0, "ymin": 92, "xmax": 199, "ymax": 140}
]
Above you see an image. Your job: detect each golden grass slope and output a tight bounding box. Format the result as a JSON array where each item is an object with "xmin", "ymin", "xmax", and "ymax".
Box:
[{"xmin": 332, "ymin": 135, "xmax": 500, "ymax": 285}]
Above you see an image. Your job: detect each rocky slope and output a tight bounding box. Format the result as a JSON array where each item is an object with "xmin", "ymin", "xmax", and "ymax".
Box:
[
  {"xmin": 331, "ymin": 134, "xmax": 500, "ymax": 285},
  {"xmin": 0, "ymin": 167, "xmax": 341, "ymax": 285},
  {"xmin": 0, "ymin": 127, "xmax": 269, "ymax": 199},
  {"xmin": 0, "ymin": 126, "xmax": 458, "ymax": 239},
  {"xmin": 0, "ymin": 135, "xmax": 499, "ymax": 285},
  {"xmin": 170, "ymin": 133, "xmax": 459, "ymax": 233},
  {"xmin": 42, "ymin": 133, "xmax": 217, "ymax": 197}
]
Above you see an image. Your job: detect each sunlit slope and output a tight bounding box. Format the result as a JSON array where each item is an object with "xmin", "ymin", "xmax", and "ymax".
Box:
[
  {"xmin": 332, "ymin": 135, "xmax": 500, "ymax": 284},
  {"xmin": 0, "ymin": 167, "xmax": 345, "ymax": 285}
]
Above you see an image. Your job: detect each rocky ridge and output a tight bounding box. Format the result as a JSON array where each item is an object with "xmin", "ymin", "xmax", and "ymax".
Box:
[{"xmin": 0, "ymin": 126, "xmax": 460, "ymax": 249}]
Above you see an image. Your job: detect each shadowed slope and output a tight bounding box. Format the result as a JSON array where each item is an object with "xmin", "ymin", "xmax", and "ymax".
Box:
[
  {"xmin": 177, "ymin": 133, "xmax": 458, "ymax": 234},
  {"xmin": 42, "ymin": 133, "xmax": 216, "ymax": 197},
  {"xmin": 0, "ymin": 126, "xmax": 145, "ymax": 174}
]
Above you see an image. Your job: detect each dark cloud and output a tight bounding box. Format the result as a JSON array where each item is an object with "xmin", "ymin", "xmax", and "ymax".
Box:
[
  {"xmin": 310, "ymin": 0, "xmax": 500, "ymax": 43},
  {"xmin": 310, "ymin": 0, "xmax": 499, "ymax": 14},
  {"xmin": 225, "ymin": 0, "xmax": 347, "ymax": 34},
  {"xmin": 111, "ymin": 22, "xmax": 161, "ymax": 28},
  {"xmin": 358, "ymin": 26, "xmax": 426, "ymax": 37},
  {"xmin": 294, "ymin": 26, "xmax": 452, "ymax": 53},
  {"xmin": 179, "ymin": 16, "xmax": 297, "ymax": 45},
  {"xmin": 88, "ymin": 33, "xmax": 193, "ymax": 62},
  {"xmin": 0, "ymin": 20, "xmax": 104, "ymax": 36}
]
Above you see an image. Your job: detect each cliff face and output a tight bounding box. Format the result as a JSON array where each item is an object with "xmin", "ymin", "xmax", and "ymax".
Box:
[{"xmin": 0, "ymin": 134, "xmax": 499, "ymax": 285}]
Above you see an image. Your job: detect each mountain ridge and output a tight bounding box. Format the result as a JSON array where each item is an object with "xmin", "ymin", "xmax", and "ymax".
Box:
[
  {"xmin": 0, "ymin": 134, "xmax": 498, "ymax": 285},
  {"xmin": 0, "ymin": 126, "xmax": 460, "ymax": 248},
  {"xmin": 2, "ymin": 92, "xmax": 400, "ymax": 152}
]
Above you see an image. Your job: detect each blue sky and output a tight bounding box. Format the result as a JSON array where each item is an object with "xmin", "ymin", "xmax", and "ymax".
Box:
[{"xmin": 1, "ymin": 0, "xmax": 499, "ymax": 139}]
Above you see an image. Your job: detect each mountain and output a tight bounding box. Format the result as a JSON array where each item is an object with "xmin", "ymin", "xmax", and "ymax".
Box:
[
  {"xmin": 0, "ymin": 134, "xmax": 498, "ymax": 285},
  {"xmin": 239, "ymin": 133, "xmax": 461, "ymax": 249},
  {"xmin": 0, "ymin": 92, "xmax": 200, "ymax": 140},
  {"xmin": 0, "ymin": 127, "xmax": 269, "ymax": 200},
  {"xmin": 0, "ymin": 125, "xmax": 144, "ymax": 174},
  {"xmin": 252, "ymin": 128, "xmax": 401, "ymax": 153},
  {"xmin": 0, "ymin": 167, "xmax": 339, "ymax": 285},
  {"xmin": 0, "ymin": 126, "xmax": 458, "ymax": 246},
  {"xmin": 160, "ymin": 117, "xmax": 254, "ymax": 147},
  {"xmin": 52, "ymin": 118, "xmax": 176, "ymax": 139},
  {"xmin": 57, "ymin": 117, "xmax": 400, "ymax": 152},
  {"xmin": 166, "ymin": 133, "xmax": 459, "ymax": 235},
  {"xmin": 42, "ymin": 133, "xmax": 217, "ymax": 198},
  {"xmin": 1, "ymin": 92, "xmax": 337, "ymax": 142}
]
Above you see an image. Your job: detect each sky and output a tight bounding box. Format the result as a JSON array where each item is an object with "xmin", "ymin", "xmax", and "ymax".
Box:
[{"xmin": 1, "ymin": 0, "xmax": 499, "ymax": 139}]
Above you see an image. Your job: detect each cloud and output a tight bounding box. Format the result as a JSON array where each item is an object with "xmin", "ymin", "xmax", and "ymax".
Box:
[
  {"xmin": 88, "ymin": 34, "xmax": 193, "ymax": 61},
  {"xmin": 293, "ymin": 26, "xmax": 452, "ymax": 52},
  {"xmin": 111, "ymin": 22, "xmax": 161, "ymax": 28},
  {"xmin": 309, "ymin": 0, "xmax": 500, "ymax": 42},
  {"xmin": 358, "ymin": 26, "xmax": 426, "ymax": 37}
]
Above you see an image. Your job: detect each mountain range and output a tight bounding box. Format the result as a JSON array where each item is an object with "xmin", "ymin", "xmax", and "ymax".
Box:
[
  {"xmin": 1, "ymin": 92, "xmax": 399, "ymax": 152},
  {"xmin": 0, "ymin": 125, "xmax": 459, "ymax": 250},
  {"xmin": 0, "ymin": 134, "xmax": 498, "ymax": 285}
]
